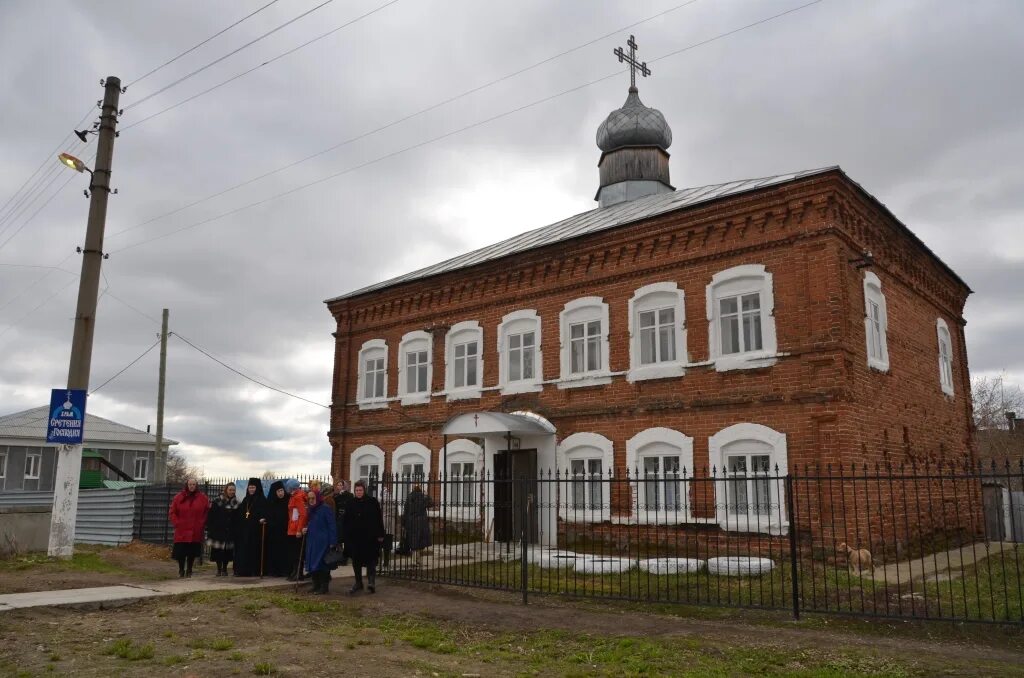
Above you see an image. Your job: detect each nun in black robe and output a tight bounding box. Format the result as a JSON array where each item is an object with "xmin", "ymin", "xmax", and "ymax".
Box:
[
  {"xmin": 264, "ymin": 480, "xmax": 290, "ymax": 577},
  {"xmin": 233, "ymin": 477, "xmax": 267, "ymax": 577}
]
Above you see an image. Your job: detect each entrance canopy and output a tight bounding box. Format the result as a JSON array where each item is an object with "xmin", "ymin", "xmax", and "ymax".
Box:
[{"xmin": 442, "ymin": 412, "xmax": 555, "ymax": 436}]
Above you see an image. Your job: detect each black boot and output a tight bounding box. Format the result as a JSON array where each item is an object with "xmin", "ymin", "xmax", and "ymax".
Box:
[
  {"xmin": 367, "ymin": 570, "xmax": 376, "ymax": 594},
  {"xmin": 349, "ymin": 566, "xmax": 364, "ymax": 595},
  {"xmin": 322, "ymin": 572, "xmax": 331, "ymax": 595},
  {"xmin": 177, "ymin": 557, "xmax": 185, "ymax": 578},
  {"xmin": 310, "ymin": 571, "xmax": 323, "ymax": 594}
]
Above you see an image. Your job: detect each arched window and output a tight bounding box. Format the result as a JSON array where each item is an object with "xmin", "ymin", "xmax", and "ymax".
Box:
[
  {"xmin": 350, "ymin": 445, "xmax": 385, "ymax": 497},
  {"xmin": 445, "ymin": 321, "xmax": 483, "ymax": 400},
  {"xmin": 628, "ymin": 282, "xmax": 686, "ymax": 382},
  {"xmin": 440, "ymin": 438, "xmax": 482, "ymax": 519},
  {"xmin": 706, "ymin": 264, "xmax": 777, "ymax": 371},
  {"xmin": 392, "ymin": 442, "xmax": 431, "ymax": 506},
  {"xmin": 709, "ymin": 423, "xmax": 788, "ymax": 532},
  {"xmin": 936, "ymin": 318, "xmax": 954, "ymax": 396},
  {"xmin": 398, "ymin": 331, "xmax": 432, "ymax": 405},
  {"xmin": 863, "ymin": 272, "xmax": 889, "ymax": 372},
  {"xmin": 556, "ymin": 432, "xmax": 614, "ymax": 522},
  {"xmin": 356, "ymin": 339, "xmax": 388, "ymax": 409},
  {"xmin": 497, "ymin": 309, "xmax": 543, "ymax": 394},
  {"xmin": 625, "ymin": 428, "xmax": 694, "ymax": 523},
  {"xmin": 558, "ymin": 296, "xmax": 611, "ymax": 388}
]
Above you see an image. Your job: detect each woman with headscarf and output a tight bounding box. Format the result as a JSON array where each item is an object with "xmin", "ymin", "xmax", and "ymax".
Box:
[
  {"xmin": 332, "ymin": 479, "xmax": 354, "ymax": 566},
  {"xmin": 205, "ymin": 482, "xmax": 238, "ymax": 576},
  {"xmin": 168, "ymin": 477, "xmax": 210, "ymax": 578},
  {"xmin": 233, "ymin": 477, "xmax": 267, "ymax": 577},
  {"xmin": 342, "ymin": 479, "xmax": 386, "ymax": 594},
  {"xmin": 403, "ymin": 483, "xmax": 433, "ymax": 567},
  {"xmin": 264, "ymin": 480, "xmax": 290, "ymax": 577},
  {"xmin": 304, "ymin": 490, "xmax": 337, "ymax": 594},
  {"xmin": 285, "ymin": 479, "xmax": 308, "ymax": 580}
]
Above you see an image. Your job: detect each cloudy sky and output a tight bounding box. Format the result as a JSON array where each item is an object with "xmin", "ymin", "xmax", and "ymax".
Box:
[{"xmin": 0, "ymin": 0, "xmax": 1021, "ymax": 476}]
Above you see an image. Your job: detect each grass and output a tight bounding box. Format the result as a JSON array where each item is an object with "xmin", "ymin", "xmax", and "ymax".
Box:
[
  {"xmin": 103, "ymin": 638, "xmax": 154, "ymax": 661},
  {"xmin": 253, "ymin": 661, "xmax": 276, "ymax": 675},
  {"xmin": 0, "ymin": 550, "xmax": 128, "ymax": 576}
]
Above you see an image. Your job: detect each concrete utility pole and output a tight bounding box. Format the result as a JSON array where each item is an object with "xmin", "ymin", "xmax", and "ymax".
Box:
[
  {"xmin": 48, "ymin": 76, "xmax": 121, "ymax": 557},
  {"xmin": 154, "ymin": 308, "xmax": 169, "ymax": 483}
]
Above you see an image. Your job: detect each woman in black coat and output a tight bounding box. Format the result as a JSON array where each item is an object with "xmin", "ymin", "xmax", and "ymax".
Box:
[
  {"xmin": 233, "ymin": 478, "xmax": 267, "ymax": 577},
  {"xmin": 332, "ymin": 479, "xmax": 354, "ymax": 567},
  {"xmin": 264, "ymin": 480, "xmax": 290, "ymax": 577},
  {"xmin": 342, "ymin": 479, "xmax": 385, "ymax": 594},
  {"xmin": 206, "ymin": 483, "xmax": 239, "ymax": 576},
  {"xmin": 402, "ymin": 484, "xmax": 433, "ymax": 566}
]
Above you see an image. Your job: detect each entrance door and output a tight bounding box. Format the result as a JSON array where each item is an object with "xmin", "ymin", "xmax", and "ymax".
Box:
[{"xmin": 493, "ymin": 449, "xmax": 539, "ymax": 544}]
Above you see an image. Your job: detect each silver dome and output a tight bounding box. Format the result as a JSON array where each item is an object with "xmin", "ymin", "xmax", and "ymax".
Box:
[{"xmin": 596, "ymin": 87, "xmax": 673, "ymax": 153}]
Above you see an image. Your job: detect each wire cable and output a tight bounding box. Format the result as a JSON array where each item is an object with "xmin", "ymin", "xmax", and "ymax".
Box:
[
  {"xmin": 110, "ymin": 0, "xmax": 825, "ymax": 255},
  {"xmin": 0, "ymin": 252, "xmax": 76, "ymax": 314},
  {"xmin": 172, "ymin": 332, "xmax": 329, "ymax": 408},
  {"xmin": 109, "ymin": 0, "xmax": 700, "ymax": 239},
  {"xmin": 127, "ymin": 0, "xmax": 285, "ymax": 87},
  {"xmin": 90, "ymin": 338, "xmax": 162, "ymax": 394}
]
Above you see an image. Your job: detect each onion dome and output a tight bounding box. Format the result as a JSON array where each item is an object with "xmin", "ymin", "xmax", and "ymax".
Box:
[{"xmin": 596, "ymin": 87, "xmax": 673, "ymax": 153}]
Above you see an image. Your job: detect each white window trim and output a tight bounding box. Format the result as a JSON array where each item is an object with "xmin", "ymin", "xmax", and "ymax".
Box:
[
  {"xmin": 356, "ymin": 339, "xmax": 389, "ymax": 410},
  {"xmin": 625, "ymin": 428, "xmax": 695, "ymax": 524},
  {"xmin": 863, "ymin": 272, "xmax": 890, "ymax": 372},
  {"xmin": 392, "ymin": 442, "xmax": 431, "ymax": 513},
  {"xmin": 25, "ymin": 453, "xmax": 41, "ymax": 480},
  {"xmin": 627, "ymin": 282, "xmax": 687, "ymax": 382},
  {"xmin": 0, "ymin": 452, "xmax": 6, "ymax": 479},
  {"xmin": 709, "ymin": 423, "xmax": 788, "ymax": 534},
  {"xmin": 497, "ymin": 309, "xmax": 544, "ymax": 395},
  {"xmin": 398, "ymin": 330, "xmax": 433, "ymax": 406},
  {"xmin": 558, "ymin": 296, "xmax": 612, "ymax": 388},
  {"xmin": 936, "ymin": 318, "xmax": 954, "ymax": 397},
  {"xmin": 350, "ymin": 445, "xmax": 385, "ymax": 492},
  {"xmin": 556, "ymin": 432, "xmax": 614, "ymax": 522},
  {"xmin": 706, "ymin": 264, "xmax": 778, "ymax": 372},
  {"xmin": 444, "ymin": 320, "xmax": 484, "ymax": 401},
  {"xmin": 133, "ymin": 456, "xmax": 149, "ymax": 481},
  {"xmin": 438, "ymin": 438, "xmax": 482, "ymax": 520}
]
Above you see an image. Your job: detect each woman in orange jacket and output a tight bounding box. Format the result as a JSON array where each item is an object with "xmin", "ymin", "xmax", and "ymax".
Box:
[{"xmin": 285, "ymin": 479, "xmax": 308, "ymax": 580}]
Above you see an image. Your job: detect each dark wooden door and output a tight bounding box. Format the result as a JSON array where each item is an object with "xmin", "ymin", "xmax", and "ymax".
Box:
[
  {"xmin": 494, "ymin": 449, "xmax": 539, "ymax": 544},
  {"xmin": 983, "ymin": 485, "xmax": 1006, "ymax": 541}
]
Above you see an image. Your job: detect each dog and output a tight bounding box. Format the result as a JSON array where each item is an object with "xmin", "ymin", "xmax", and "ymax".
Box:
[{"xmin": 837, "ymin": 542, "xmax": 873, "ymax": 575}]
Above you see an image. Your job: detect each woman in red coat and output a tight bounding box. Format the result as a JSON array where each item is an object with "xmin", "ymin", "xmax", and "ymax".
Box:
[{"xmin": 168, "ymin": 477, "xmax": 210, "ymax": 577}]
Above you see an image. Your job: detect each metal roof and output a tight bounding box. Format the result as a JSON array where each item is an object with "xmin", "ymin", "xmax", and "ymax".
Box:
[
  {"xmin": 327, "ymin": 167, "xmax": 838, "ymax": 302},
  {"xmin": 0, "ymin": 406, "xmax": 178, "ymax": 447},
  {"xmin": 442, "ymin": 412, "xmax": 556, "ymax": 436}
]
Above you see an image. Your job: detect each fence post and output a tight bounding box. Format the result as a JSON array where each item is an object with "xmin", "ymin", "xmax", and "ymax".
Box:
[
  {"xmin": 137, "ymin": 484, "xmax": 146, "ymax": 540},
  {"xmin": 786, "ymin": 473, "xmax": 800, "ymax": 620},
  {"xmin": 520, "ymin": 475, "xmax": 529, "ymax": 605}
]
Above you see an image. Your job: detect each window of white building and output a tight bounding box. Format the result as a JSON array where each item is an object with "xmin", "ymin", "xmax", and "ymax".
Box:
[
  {"xmin": 398, "ymin": 330, "xmax": 432, "ymax": 405},
  {"xmin": 863, "ymin": 272, "xmax": 889, "ymax": 372},
  {"xmin": 440, "ymin": 439, "xmax": 482, "ymax": 519},
  {"xmin": 25, "ymin": 453, "xmax": 41, "ymax": 480},
  {"xmin": 559, "ymin": 296, "xmax": 611, "ymax": 388},
  {"xmin": 0, "ymin": 452, "xmax": 6, "ymax": 479},
  {"xmin": 498, "ymin": 310, "xmax": 543, "ymax": 394},
  {"xmin": 133, "ymin": 456, "xmax": 149, "ymax": 481},
  {"xmin": 393, "ymin": 442, "xmax": 431, "ymax": 507},
  {"xmin": 356, "ymin": 339, "xmax": 388, "ymax": 409},
  {"xmin": 709, "ymin": 423, "xmax": 788, "ymax": 533},
  {"xmin": 625, "ymin": 428, "xmax": 694, "ymax": 523},
  {"xmin": 445, "ymin": 321, "xmax": 483, "ymax": 400},
  {"xmin": 556, "ymin": 432, "xmax": 614, "ymax": 521},
  {"xmin": 350, "ymin": 445, "xmax": 385, "ymax": 497},
  {"xmin": 936, "ymin": 318, "xmax": 954, "ymax": 396},
  {"xmin": 627, "ymin": 282, "xmax": 686, "ymax": 382},
  {"xmin": 706, "ymin": 265, "xmax": 778, "ymax": 372}
]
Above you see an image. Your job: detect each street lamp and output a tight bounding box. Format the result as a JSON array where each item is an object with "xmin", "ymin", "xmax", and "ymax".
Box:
[{"xmin": 58, "ymin": 152, "xmax": 91, "ymax": 174}]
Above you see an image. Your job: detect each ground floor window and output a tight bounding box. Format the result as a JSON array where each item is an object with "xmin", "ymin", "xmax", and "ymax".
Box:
[
  {"xmin": 449, "ymin": 461, "xmax": 477, "ymax": 506},
  {"xmin": 626, "ymin": 428, "xmax": 694, "ymax": 523},
  {"xmin": 25, "ymin": 453, "xmax": 40, "ymax": 480},
  {"xmin": 570, "ymin": 458, "xmax": 604, "ymax": 511},
  {"xmin": 641, "ymin": 455, "xmax": 682, "ymax": 512},
  {"xmin": 725, "ymin": 453, "xmax": 771, "ymax": 516},
  {"xmin": 133, "ymin": 457, "xmax": 149, "ymax": 481},
  {"xmin": 709, "ymin": 423, "xmax": 788, "ymax": 532}
]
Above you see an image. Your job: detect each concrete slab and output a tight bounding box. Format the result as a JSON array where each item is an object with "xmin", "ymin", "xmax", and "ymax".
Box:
[
  {"xmin": 871, "ymin": 541, "xmax": 1018, "ymax": 585},
  {"xmin": 0, "ymin": 585, "xmax": 159, "ymax": 610}
]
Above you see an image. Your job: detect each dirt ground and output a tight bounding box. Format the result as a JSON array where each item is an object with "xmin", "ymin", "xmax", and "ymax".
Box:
[{"xmin": 0, "ymin": 543, "xmax": 175, "ymax": 594}]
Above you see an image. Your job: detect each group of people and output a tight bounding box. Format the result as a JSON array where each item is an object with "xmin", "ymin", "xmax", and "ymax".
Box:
[{"xmin": 168, "ymin": 476, "xmax": 420, "ymax": 595}]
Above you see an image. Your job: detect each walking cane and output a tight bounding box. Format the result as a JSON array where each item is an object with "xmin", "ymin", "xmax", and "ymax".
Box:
[
  {"xmin": 294, "ymin": 531, "xmax": 306, "ymax": 594},
  {"xmin": 259, "ymin": 522, "xmax": 266, "ymax": 579}
]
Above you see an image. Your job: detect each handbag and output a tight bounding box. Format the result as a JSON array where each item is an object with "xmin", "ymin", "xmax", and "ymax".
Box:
[{"xmin": 323, "ymin": 546, "xmax": 345, "ymax": 569}]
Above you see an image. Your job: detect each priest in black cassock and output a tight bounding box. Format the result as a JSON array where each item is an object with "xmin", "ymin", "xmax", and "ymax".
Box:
[{"xmin": 233, "ymin": 477, "xmax": 267, "ymax": 577}]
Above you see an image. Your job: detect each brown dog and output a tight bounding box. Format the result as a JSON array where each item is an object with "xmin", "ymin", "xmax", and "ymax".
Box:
[{"xmin": 838, "ymin": 542, "xmax": 872, "ymax": 575}]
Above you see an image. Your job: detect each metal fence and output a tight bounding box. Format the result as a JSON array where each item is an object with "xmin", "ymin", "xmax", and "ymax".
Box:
[
  {"xmin": 372, "ymin": 460, "xmax": 1023, "ymax": 625},
  {"xmin": 0, "ymin": 488, "xmax": 136, "ymax": 546}
]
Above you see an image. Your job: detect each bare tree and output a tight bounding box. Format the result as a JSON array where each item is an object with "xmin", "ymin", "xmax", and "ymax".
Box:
[
  {"xmin": 165, "ymin": 449, "xmax": 200, "ymax": 485},
  {"xmin": 972, "ymin": 376, "xmax": 1024, "ymax": 430},
  {"xmin": 261, "ymin": 470, "xmax": 279, "ymax": 480}
]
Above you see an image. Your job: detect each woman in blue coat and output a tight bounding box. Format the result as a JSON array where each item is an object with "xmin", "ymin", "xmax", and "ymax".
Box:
[{"xmin": 303, "ymin": 490, "xmax": 337, "ymax": 594}]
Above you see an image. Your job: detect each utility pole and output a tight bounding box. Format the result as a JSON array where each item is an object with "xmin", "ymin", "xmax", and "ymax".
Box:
[
  {"xmin": 154, "ymin": 308, "xmax": 169, "ymax": 482},
  {"xmin": 47, "ymin": 76, "xmax": 121, "ymax": 557}
]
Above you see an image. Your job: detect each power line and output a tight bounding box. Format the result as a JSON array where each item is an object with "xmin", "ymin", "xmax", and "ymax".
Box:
[
  {"xmin": 108, "ymin": 0, "xmax": 700, "ymax": 240},
  {"xmin": 109, "ymin": 0, "xmax": 825, "ymax": 256},
  {"xmin": 119, "ymin": 0, "xmax": 402, "ymax": 133},
  {"xmin": 125, "ymin": 0, "xmax": 340, "ymax": 111},
  {"xmin": 172, "ymin": 332, "xmax": 329, "ymax": 408},
  {"xmin": 0, "ymin": 252, "xmax": 76, "ymax": 314},
  {"xmin": 0, "ymin": 136, "xmax": 90, "ymax": 234},
  {"xmin": 90, "ymin": 338, "xmax": 162, "ymax": 394},
  {"xmin": 127, "ymin": 0, "xmax": 285, "ymax": 87},
  {"xmin": 0, "ymin": 275, "xmax": 79, "ymax": 342}
]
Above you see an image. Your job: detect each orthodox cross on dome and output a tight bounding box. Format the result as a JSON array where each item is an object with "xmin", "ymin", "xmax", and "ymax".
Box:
[{"xmin": 613, "ymin": 34, "xmax": 651, "ymax": 90}]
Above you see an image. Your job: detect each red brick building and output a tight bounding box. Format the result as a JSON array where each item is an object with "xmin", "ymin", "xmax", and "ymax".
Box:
[{"xmin": 324, "ymin": 82, "xmax": 973, "ymax": 549}]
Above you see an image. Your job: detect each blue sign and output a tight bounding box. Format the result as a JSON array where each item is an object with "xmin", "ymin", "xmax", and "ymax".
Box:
[{"xmin": 46, "ymin": 389, "xmax": 87, "ymax": 445}]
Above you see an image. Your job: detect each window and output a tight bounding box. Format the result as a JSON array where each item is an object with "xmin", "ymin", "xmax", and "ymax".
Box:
[
  {"xmin": 398, "ymin": 331, "xmax": 433, "ymax": 405},
  {"xmin": 498, "ymin": 310, "xmax": 543, "ymax": 394},
  {"xmin": 558, "ymin": 296, "xmax": 611, "ymax": 387},
  {"xmin": 709, "ymin": 423, "xmax": 788, "ymax": 532},
  {"xmin": 625, "ymin": 428, "xmax": 694, "ymax": 523},
  {"xmin": 863, "ymin": 272, "xmax": 889, "ymax": 372},
  {"xmin": 440, "ymin": 439, "xmax": 482, "ymax": 518},
  {"xmin": 356, "ymin": 339, "xmax": 388, "ymax": 409},
  {"xmin": 0, "ymin": 452, "xmax": 6, "ymax": 479},
  {"xmin": 557, "ymin": 432, "xmax": 614, "ymax": 521},
  {"xmin": 133, "ymin": 456, "xmax": 149, "ymax": 481},
  {"xmin": 25, "ymin": 453, "xmax": 41, "ymax": 480},
  {"xmin": 449, "ymin": 461, "xmax": 477, "ymax": 506},
  {"xmin": 706, "ymin": 265, "xmax": 777, "ymax": 371},
  {"xmin": 628, "ymin": 282, "xmax": 686, "ymax": 382},
  {"xmin": 350, "ymin": 445, "xmax": 385, "ymax": 497},
  {"xmin": 393, "ymin": 442, "xmax": 431, "ymax": 506},
  {"xmin": 936, "ymin": 318, "xmax": 954, "ymax": 396},
  {"xmin": 444, "ymin": 321, "xmax": 483, "ymax": 400}
]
